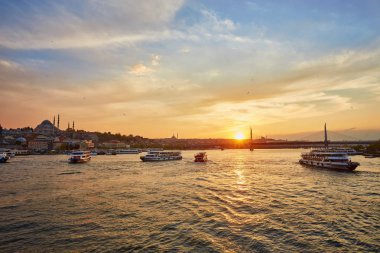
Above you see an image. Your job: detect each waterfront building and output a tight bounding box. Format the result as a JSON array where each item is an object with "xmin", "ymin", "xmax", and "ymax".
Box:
[
  {"xmin": 28, "ymin": 135, "xmax": 54, "ymax": 151},
  {"xmin": 28, "ymin": 140, "xmax": 49, "ymax": 151},
  {"xmin": 102, "ymin": 140, "xmax": 128, "ymax": 149},
  {"xmin": 80, "ymin": 140, "xmax": 95, "ymax": 149},
  {"xmin": 52, "ymin": 136, "xmax": 65, "ymax": 150}
]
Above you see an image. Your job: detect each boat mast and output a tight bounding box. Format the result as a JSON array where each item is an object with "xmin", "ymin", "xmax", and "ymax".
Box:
[{"xmin": 324, "ymin": 123, "xmax": 328, "ymax": 148}]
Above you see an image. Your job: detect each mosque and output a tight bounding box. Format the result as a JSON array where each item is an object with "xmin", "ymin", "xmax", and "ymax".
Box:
[{"xmin": 34, "ymin": 114, "xmax": 75, "ymax": 136}]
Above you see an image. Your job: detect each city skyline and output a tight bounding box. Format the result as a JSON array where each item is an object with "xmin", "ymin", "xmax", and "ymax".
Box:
[
  {"xmin": 2, "ymin": 116, "xmax": 379, "ymax": 141},
  {"xmin": 1, "ymin": 1, "xmax": 380, "ymax": 139}
]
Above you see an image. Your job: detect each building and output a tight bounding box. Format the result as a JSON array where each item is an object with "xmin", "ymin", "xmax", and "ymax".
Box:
[
  {"xmin": 60, "ymin": 139, "xmax": 95, "ymax": 150},
  {"xmin": 34, "ymin": 120, "xmax": 60, "ymax": 136},
  {"xmin": 102, "ymin": 140, "xmax": 128, "ymax": 149},
  {"xmin": 28, "ymin": 140, "xmax": 49, "ymax": 151},
  {"xmin": 28, "ymin": 135, "xmax": 53, "ymax": 151},
  {"xmin": 80, "ymin": 140, "xmax": 95, "ymax": 150}
]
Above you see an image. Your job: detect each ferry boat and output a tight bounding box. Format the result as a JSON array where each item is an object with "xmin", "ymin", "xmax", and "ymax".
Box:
[
  {"xmin": 116, "ymin": 149, "xmax": 141, "ymax": 154},
  {"xmin": 300, "ymin": 149, "xmax": 360, "ymax": 171},
  {"xmin": 0, "ymin": 149, "xmax": 15, "ymax": 158},
  {"xmin": 140, "ymin": 151, "xmax": 182, "ymax": 162},
  {"xmin": 0, "ymin": 153, "xmax": 10, "ymax": 163},
  {"xmin": 68, "ymin": 151, "xmax": 91, "ymax": 163},
  {"xmin": 194, "ymin": 152, "xmax": 207, "ymax": 162},
  {"xmin": 299, "ymin": 124, "xmax": 360, "ymax": 171}
]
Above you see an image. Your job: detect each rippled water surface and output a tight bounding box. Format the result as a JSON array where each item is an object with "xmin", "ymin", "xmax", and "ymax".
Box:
[{"xmin": 0, "ymin": 149, "xmax": 379, "ymax": 252}]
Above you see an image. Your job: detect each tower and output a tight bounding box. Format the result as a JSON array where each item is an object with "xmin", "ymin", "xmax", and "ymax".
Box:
[
  {"xmin": 324, "ymin": 123, "xmax": 328, "ymax": 148},
  {"xmin": 72, "ymin": 121, "xmax": 75, "ymax": 131},
  {"xmin": 250, "ymin": 127, "xmax": 254, "ymax": 151},
  {"xmin": 57, "ymin": 114, "xmax": 60, "ymax": 129},
  {"xmin": 51, "ymin": 115, "xmax": 55, "ymax": 136}
]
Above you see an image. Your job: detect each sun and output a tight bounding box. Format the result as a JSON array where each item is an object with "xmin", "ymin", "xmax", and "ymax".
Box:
[{"xmin": 234, "ymin": 132, "xmax": 244, "ymax": 140}]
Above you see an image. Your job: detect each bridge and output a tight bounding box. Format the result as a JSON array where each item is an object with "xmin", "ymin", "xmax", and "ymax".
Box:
[{"xmin": 250, "ymin": 140, "xmax": 376, "ymax": 149}]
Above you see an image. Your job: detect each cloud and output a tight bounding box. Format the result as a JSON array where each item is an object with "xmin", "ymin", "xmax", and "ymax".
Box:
[
  {"xmin": 179, "ymin": 47, "xmax": 190, "ymax": 53},
  {"xmin": 0, "ymin": 59, "xmax": 22, "ymax": 72},
  {"xmin": 162, "ymin": 46, "xmax": 380, "ymax": 137},
  {"xmin": 129, "ymin": 64, "xmax": 154, "ymax": 76},
  {"xmin": 0, "ymin": 0, "xmax": 185, "ymax": 49},
  {"xmin": 151, "ymin": 54, "xmax": 161, "ymax": 66},
  {"xmin": 200, "ymin": 9, "xmax": 237, "ymax": 32}
]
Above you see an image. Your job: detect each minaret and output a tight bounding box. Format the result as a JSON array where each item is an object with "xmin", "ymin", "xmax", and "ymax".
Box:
[
  {"xmin": 67, "ymin": 122, "xmax": 70, "ymax": 130},
  {"xmin": 324, "ymin": 123, "xmax": 328, "ymax": 148},
  {"xmin": 52, "ymin": 115, "xmax": 55, "ymax": 136},
  {"xmin": 57, "ymin": 114, "xmax": 60, "ymax": 129},
  {"xmin": 72, "ymin": 121, "xmax": 75, "ymax": 131}
]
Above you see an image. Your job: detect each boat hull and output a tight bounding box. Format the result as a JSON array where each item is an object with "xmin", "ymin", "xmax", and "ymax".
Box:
[
  {"xmin": 68, "ymin": 157, "xmax": 91, "ymax": 164},
  {"xmin": 299, "ymin": 159, "xmax": 359, "ymax": 171},
  {"xmin": 140, "ymin": 156, "xmax": 182, "ymax": 162},
  {"xmin": 0, "ymin": 157, "xmax": 9, "ymax": 163},
  {"xmin": 116, "ymin": 150, "xmax": 140, "ymax": 154}
]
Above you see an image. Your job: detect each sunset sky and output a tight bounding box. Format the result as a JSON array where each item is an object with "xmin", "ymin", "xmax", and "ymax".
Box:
[{"xmin": 1, "ymin": 0, "xmax": 380, "ymax": 139}]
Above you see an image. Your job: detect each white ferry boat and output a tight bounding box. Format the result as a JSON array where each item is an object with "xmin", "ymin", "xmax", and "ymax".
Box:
[
  {"xmin": 299, "ymin": 149, "xmax": 359, "ymax": 171},
  {"xmin": 140, "ymin": 151, "xmax": 182, "ymax": 162},
  {"xmin": 68, "ymin": 151, "xmax": 91, "ymax": 163},
  {"xmin": 299, "ymin": 124, "xmax": 360, "ymax": 171},
  {"xmin": 116, "ymin": 149, "xmax": 141, "ymax": 154},
  {"xmin": 0, "ymin": 149, "xmax": 15, "ymax": 158}
]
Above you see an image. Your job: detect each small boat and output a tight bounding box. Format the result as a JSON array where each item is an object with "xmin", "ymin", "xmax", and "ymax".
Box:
[
  {"xmin": 106, "ymin": 150, "xmax": 117, "ymax": 155},
  {"xmin": 116, "ymin": 149, "xmax": 141, "ymax": 154},
  {"xmin": 68, "ymin": 151, "xmax": 91, "ymax": 163},
  {"xmin": 140, "ymin": 151, "xmax": 182, "ymax": 162},
  {"xmin": 364, "ymin": 154, "xmax": 379, "ymax": 158},
  {"xmin": 0, "ymin": 153, "xmax": 10, "ymax": 163},
  {"xmin": 194, "ymin": 152, "xmax": 207, "ymax": 162},
  {"xmin": 90, "ymin": 151, "xmax": 97, "ymax": 156}
]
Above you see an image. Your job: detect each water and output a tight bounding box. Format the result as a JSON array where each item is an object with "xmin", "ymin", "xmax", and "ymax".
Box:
[{"xmin": 0, "ymin": 149, "xmax": 379, "ymax": 252}]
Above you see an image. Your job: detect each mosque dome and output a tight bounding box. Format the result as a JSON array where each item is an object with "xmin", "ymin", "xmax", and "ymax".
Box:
[
  {"xmin": 34, "ymin": 119, "xmax": 59, "ymax": 136},
  {"xmin": 16, "ymin": 137, "xmax": 27, "ymax": 143},
  {"xmin": 41, "ymin": 120, "xmax": 53, "ymax": 125}
]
